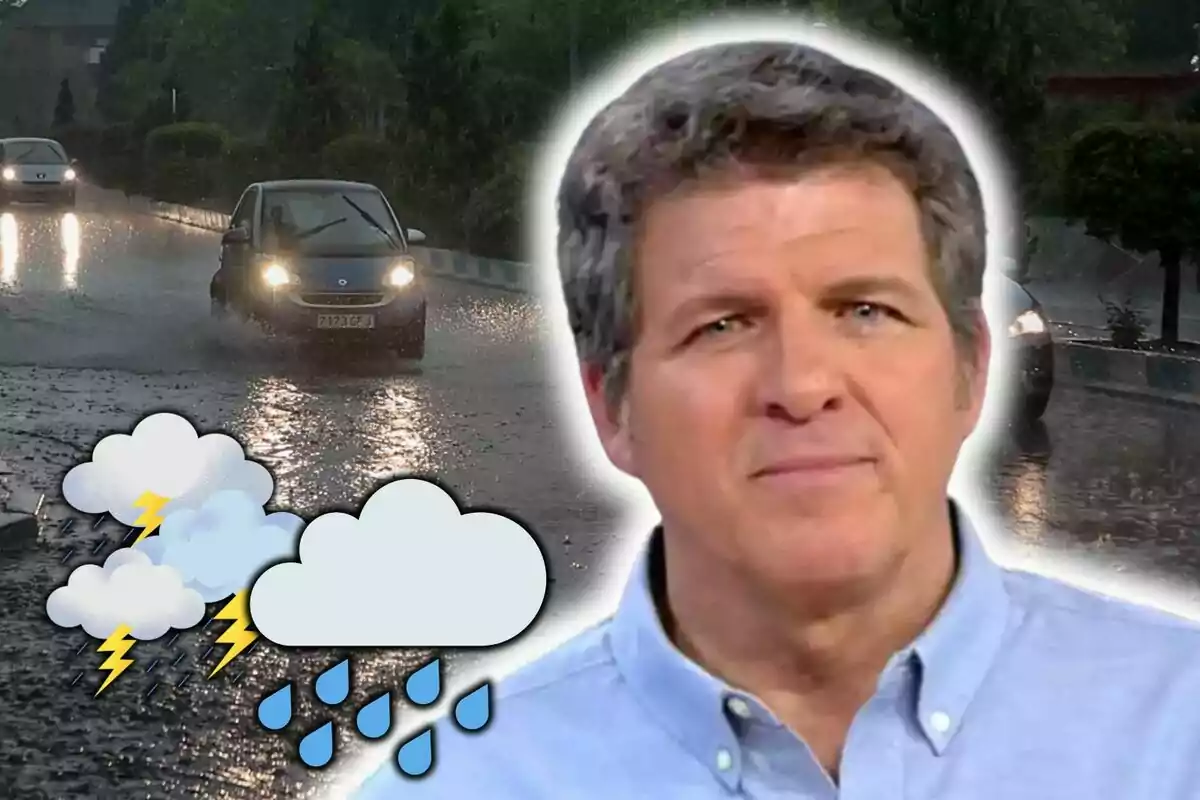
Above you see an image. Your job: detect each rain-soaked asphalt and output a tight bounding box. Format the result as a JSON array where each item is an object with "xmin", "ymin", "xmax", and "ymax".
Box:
[{"xmin": 0, "ymin": 195, "xmax": 1198, "ymax": 799}]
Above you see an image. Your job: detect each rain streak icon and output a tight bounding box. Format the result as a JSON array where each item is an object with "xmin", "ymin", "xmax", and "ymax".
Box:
[
  {"xmin": 244, "ymin": 477, "xmax": 550, "ymax": 776},
  {"xmin": 257, "ymin": 656, "xmax": 492, "ymax": 775}
]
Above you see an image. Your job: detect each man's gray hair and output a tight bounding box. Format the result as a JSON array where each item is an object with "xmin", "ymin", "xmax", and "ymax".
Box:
[{"xmin": 555, "ymin": 40, "xmax": 988, "ymax": 406}]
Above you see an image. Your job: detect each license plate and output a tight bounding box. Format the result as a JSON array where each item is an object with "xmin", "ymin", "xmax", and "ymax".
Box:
[{"xmin": 316, "ymin": 314, "xmax": 375, "ymax": 329}]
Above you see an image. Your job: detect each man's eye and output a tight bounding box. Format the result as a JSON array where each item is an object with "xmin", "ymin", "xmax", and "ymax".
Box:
[
  {"xmin": 684, "ymin": 315, "xmax": 749, "ymax": 344},
  {"xmin": 699, "ymin": 316, "xmax": 748, "ymax": 336},
  {"xmin": 842, "ymin": 302, "xmax": 901, "ymax": 323}
]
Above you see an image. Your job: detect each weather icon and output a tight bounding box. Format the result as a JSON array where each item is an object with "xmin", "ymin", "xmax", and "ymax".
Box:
[
  {"xmin": 61, "ymin": 412, "xmax": 275, "ymax": 540},
  {"xmin": 131, "ymin": 489, "xmax": 303, "ymax": 676},
  {"xmin": 246, "ymin": 477, "xmax": 546, "ymax": 774},
  {"xmin": 248, "ymin": 477, "xmax": 549, "ymax": 647},
  {"xmin": 50, "ymin": 412, "xmax": 305, "ymax": 681},
  {"xmin": 45, "ymin": 548, "xmax": 205, "ymax": 694}
]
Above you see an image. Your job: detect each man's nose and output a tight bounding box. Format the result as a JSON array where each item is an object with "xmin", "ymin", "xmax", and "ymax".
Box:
[{"xmin": 756, "ymin": 314, "xmax": 845, "ymax": 422}]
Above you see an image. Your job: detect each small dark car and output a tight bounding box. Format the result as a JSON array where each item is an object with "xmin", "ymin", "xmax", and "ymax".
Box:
[
  {"xmin": 1001, "ymin": 274, "xmax": 1054, "ymax": 421},
  {"xmin": 0, "ymin": 137, "xmax": 78, "ymax": 209},
  {"xmin": 210, "ymin": 179, "xmax": 428, "ymax": 358}
]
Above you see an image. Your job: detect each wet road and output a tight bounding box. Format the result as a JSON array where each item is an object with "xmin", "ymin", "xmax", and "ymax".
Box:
[{"xmin": 0, "ymin": 197, "xmax": 1198, "ymax": 798}]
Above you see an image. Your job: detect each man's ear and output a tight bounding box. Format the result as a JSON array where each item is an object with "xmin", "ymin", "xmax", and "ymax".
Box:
[
  {"xmin": 580, "ymin": 361, "xmax": 637, "ymax": 476},
  {"xmin": 959, "ymin": 309, "xmax": 992, "ymax": 426}
]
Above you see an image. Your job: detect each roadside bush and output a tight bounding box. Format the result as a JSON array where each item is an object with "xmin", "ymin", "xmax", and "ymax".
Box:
[
  {"xmin": 320, "ymin": 133, "xmax": 394, "ymax": 185},
  {"xmin": 142, "ymin": 122, "xmax": 227, "ymax": 204},
  {"xmin": 85, "ymin": 121, "xmax": 142, "ymax": 192},
  {"xmin": 145, "ymin": 121, "xmax": 228, "ymax": 160},
  {"xmin": 462, "ymin": 144, "xmax": 528, "ymax": 260},
  {"xmin": 1103, "ymin": 296, "xmax": 1147, "ymax": 348},
  {"xmin": 51, "ymin": 123, "xmax": 100, "ymax": 162},
  {"xmin": 144, "ymin": 155, "xmax": 218, "ymax": 204},
  {"xmin": 219, "ymin": 137, "xmax": 279, "ymax": 206}
]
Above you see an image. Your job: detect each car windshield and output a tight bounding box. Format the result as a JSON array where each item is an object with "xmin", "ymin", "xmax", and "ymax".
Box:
[
  {"xmin": 4, "ymin": 141, "xmax": 67, "ymax": 164},
  {"xmin": 260, "ymin": 188, "xmax": 402, "ymax": 254}
]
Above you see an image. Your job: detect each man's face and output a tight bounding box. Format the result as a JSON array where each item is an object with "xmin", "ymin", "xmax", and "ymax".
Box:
[{"xmin": 582, "ymin": 162, "xmax": 989, "ymax": 595}]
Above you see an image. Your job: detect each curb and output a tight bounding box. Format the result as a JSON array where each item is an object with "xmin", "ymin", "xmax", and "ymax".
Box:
[
  {"xmin": 1055, "ymin": 340, "xmax": 1200, "ymax": 408},
  {"xmin": 120, "ymin": 190, "xmax": 535, "ymax": 294}
]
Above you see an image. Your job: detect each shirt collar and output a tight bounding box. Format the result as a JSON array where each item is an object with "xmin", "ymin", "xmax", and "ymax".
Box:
[{"xmin": 606, "ymin": 499, "xmax": 1012, "ymax": 781}]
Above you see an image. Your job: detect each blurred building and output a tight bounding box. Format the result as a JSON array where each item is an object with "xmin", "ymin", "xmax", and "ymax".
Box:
[{"xmin": 0, "ymin": 0, "xmax": 125, "ymax": 133}]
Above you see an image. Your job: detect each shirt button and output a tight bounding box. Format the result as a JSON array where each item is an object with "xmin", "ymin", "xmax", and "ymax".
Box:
[
  {"xmin": 726, "ymin": 696, "xmax": 752, "ymax": 719},
  {"xmin": 930, "ymin": 711, "xmax": 952, "ymax": 733},
  {"xmin": 716, "ymin": 748, "xmax": 734, "ymax": 771}
]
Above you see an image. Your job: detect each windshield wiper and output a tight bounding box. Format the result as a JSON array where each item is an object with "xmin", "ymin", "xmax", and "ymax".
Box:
[
  {"xmin": 294, "ymin": 216, "xmax": 348, "ymax": 239},
  {"xmin": 341, "ymin": 194, "xmax": 400, "ymax": 249}
]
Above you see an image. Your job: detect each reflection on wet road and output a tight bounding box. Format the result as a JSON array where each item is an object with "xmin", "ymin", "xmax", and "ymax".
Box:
[
  {"xmin": 0, "ymin": 196, "xmax": 1198, "ymax": 798},
  {"xmin": 982, "ymin": 393, "xmax": 1200, "ymax": 589},
  {"xmin": 1, "ymin": 210, "xmax": 82, "ymax": 291}
]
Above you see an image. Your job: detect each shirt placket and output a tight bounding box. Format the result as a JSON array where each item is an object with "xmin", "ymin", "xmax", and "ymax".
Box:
[{"xmin": 837, "ymin": 664, "xmax": 910, "ymax": 800}]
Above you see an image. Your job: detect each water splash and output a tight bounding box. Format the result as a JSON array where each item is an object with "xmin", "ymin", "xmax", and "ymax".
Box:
[
  {"xmin": 405, "ymin": 657, "xmax": 441, "ymax": 706},
  {"xmin": 298, "ymin": 721, "xmax": 334, "ymax": 768},
  {"xmin": 355, "ymin": 691, "xmax": 392, "ymax": 739},
  {"xmin": 315, "ymin": 658, "xmax": 350, "ymax": 706},
  {"xmin": 454, "ymin": 682, "xmax": 491, "ymax": 732},
  {"xmin": 257, "ymin": 683, "xmax": 293, "ymax": 730},
  {"xmin": 397, "ymin": 728, "xmax": 433, "ymax": 776}
]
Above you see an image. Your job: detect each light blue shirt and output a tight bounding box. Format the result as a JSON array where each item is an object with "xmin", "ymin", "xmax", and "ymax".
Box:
[{"xmin": 353, "ymin": 502, "xmax": 1200, "ymax": 798}]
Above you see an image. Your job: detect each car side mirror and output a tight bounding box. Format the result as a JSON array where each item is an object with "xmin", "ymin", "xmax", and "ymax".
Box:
[
  {"xmin": 406, "ymin": 228, "xmax": 426, "ymax": 244},
  {"xmin": 222, "ymin": 226, "xmax": 250, "ymax": 245}
]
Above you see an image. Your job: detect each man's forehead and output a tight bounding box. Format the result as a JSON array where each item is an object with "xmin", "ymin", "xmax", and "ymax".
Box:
[{"xmin": 641, "ymin": 172, "xmax": 920, "ymax": 258}]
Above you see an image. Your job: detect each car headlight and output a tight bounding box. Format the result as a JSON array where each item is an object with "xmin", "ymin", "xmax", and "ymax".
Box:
[
  {"xmin": 1, "ymin": 167, "xmax": 14, "ymax": 181},
  {"xmin": 263, "ymin": 262, "xmax": 291, "ymax": 287},
  {"xmin": 1009, "ymin": 309, "xmax": 1047, "ymax": 337},
  {"xmin": 63, "ymin": 168, "xmax": 76, "ymax": 181},
  {"xmin": 388, "ymin": 259, "xmax": 415, "ymax": 288}
]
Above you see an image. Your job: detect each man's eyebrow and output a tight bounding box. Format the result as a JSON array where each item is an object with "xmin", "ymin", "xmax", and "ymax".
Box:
[
  {"xmin": 662, "ymin": 288, "xmax": 765, "ymax": 326},
  {"xmin": 822, "ymin": 275, "xmax": 927, "ymax": 303}
]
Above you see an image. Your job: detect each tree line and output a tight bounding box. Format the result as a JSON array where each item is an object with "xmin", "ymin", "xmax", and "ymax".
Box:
[{"xmin": 20, "ymin": 0, "xmax": 1200, "ymax": 341}]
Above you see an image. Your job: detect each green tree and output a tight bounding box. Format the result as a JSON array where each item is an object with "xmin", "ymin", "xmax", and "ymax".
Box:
[
  {"xmin": 152, "ymin": 0, "xmax": 311, "ymax": 133},
  {"xmin": 53, "ymin": 78, "xmax": 74, "ymax": 127},
  {"xmin": 271, "ymin": 19, "xmax": 347, "ymax": 161},
  {"xmin": 1062, "ymin": 123, "xmax": 1200, "ymax": 345},
  {"xmin": 96, "ymin": 0, "xmax": 169, "ymax": 123}
]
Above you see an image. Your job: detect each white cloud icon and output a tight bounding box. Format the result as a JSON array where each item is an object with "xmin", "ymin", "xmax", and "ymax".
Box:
[
  {"xmin": 248, "ymin": 478, "xmax": 549, "ymax": 647},
  {"xmin": 61, "ymin": 412, "xmax": 274, "ymax": 527},
  {"xmin": 45, "ymin": 548, "xmax": 206, "ymax": 640},
  {"xmin": 133, "ymin": 489, "xmax": 302, "ymax": 603}
]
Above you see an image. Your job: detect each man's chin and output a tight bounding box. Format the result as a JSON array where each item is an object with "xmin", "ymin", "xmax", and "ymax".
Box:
[{"xmin": 745, "ymin": 504, "xmax": 901, "ymax": 586}]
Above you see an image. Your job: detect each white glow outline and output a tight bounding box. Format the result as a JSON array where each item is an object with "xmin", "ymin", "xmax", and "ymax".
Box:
[{"xmin": 329, "ymin": 12, "xmax": 1200, "ymax": 795}]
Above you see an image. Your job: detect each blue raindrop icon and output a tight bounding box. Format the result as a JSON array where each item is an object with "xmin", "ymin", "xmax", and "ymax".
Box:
[
  {"xmin": 257, "ymin": 683, "xmax": 293, "ymax": 731},
  {"xmin": 356, "ymin": 691, "xmax": 393, "ymax": 739},
  {"xmin": 298, "ymin": 721, "xmax": 335, "ymax": 768},
  {"xmin": 405, "ymin": 658, "xmax": 441, "ymax": 706},
  {"xmin": 397, "ymin": 728, "xmax": 433, "ymax": 776},
  {"xmin": 454, "ymin": 682, "xmax": 491, "ymax": 732},
  {"xmin": 315, "ymin": 658, "xmax": 350, "ymax": 706}
]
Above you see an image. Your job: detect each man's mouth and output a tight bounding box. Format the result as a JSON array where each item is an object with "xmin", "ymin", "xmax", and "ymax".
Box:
[{"xmin": 751, "ymin": 455, "xmax": 876, "ymax": 487}]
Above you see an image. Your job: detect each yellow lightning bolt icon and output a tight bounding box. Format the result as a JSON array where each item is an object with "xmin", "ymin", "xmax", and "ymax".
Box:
[
  {"xmin": 95, "ymin": 623, "xmax": 136, "ymax": 696},
  {"xmin": 209, "ymin": 591, "xmax": 258, "ymax": 678},
  {"xmin": 131, "ymin": 490, "xmax": 170, "ymax": 543}
]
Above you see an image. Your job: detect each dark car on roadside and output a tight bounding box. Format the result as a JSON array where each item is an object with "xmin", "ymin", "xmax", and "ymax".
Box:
[
  {"xmin": 0, "ymin": 137, "xmax": 78, "ymax": 209},
  {"xmin": 1000, "ymin": 274, "xmax": 1054, "ymax": 421},
  {"xmin": 210, "ymin": 179, "xmax": 428, "ymax": 359}
]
